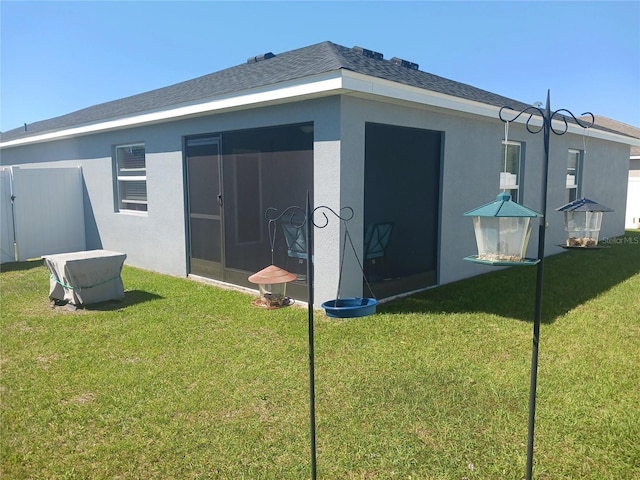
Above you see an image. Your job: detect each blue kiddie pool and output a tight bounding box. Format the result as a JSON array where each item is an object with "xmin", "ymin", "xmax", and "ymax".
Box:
[{"xmin": 321, "ymin": 297, "xmax": 378, "ymax": 318}]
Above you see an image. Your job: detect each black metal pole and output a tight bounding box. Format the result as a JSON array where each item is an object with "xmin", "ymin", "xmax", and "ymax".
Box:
[
  {"xmin": 526, "ymin": 90, "xmax": 551, "ymax": 480},
  {"xmin": 305, "ymin": 193, "xmax": 317, "ymax": 480},
  {"xmin": 498, "ymin": 91, "xmax": 594, "ymax": 479}
]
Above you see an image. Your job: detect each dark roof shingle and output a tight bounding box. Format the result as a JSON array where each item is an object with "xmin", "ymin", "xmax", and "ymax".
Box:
[
  {"xmin": 582, "ymin": 116, "xmax": 640, "ymax": 156},
  {"xmin": 0, "ymin": 41, "xmax": 624, "ymax": 143}
]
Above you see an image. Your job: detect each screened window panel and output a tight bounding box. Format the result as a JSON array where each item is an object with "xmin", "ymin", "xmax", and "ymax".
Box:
[
  {"xmin": 117, "ymin": 146, "xmax": 146, "ymax": 173},
  {"xmin": 187, "ymin": 155, "xmax": 220, "ymax": 216},
  {"xmin": 364, "ymin": 123, "xmax": 441, "ymax": 280},
  {"xmin": 190, "ymin": 217, "xmax": 221, "ymax": 262},
  {"xmin": 234, "ymin": 152, "xmax": 262, "ymax": 244},
  {"xmin": 119, "ymin": 180, "xmax": 147, "ymax": 202},
  {"xmin": 115, "ymin": 143, "xmax": 147, "ymax": 212},
  {"xmin": 221, "ymin": 124, "xmax": 314, "ymax": 275}
]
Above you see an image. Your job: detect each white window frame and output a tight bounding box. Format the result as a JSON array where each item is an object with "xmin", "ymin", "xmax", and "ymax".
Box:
[
  {"xmin": 500, "ymin": 140, "xmax": 522, "ymax": 203},
  {"xmin": 566, "ymin": 149, "xmax": 582, "ymax": 203},
  {"xmin": 115, "ymin": 143, "xmax": 147, "ymax": 213}
]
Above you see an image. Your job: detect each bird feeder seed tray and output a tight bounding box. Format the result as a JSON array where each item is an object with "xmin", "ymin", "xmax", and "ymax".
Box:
[
  {"xmin": 556, "ymin": 198, "xmax": 613, "ymax": 249},
  {"xmin": 248, "ymin": 265, "xmax": 297, "ymax": 308}
]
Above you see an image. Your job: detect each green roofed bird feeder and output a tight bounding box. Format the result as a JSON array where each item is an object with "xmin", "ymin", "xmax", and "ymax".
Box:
[
  {"xmin": 488, "ymin": 91, "xmax": 598, "ymax": 480},
  {"xmin": 556, "ymin": 197, "xmax": 613, "ymax": 248},
  {"xmin": 464, "ymin": 192, "xmax": 542, "ymax": 266}
]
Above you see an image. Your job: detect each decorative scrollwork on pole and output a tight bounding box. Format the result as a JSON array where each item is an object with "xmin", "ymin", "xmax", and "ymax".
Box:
[
  {"xmin": 498, "ymin": 91, "xmax": 595, "ymax": 480},
  {"xmin": 265, "ymin": 205, "xmax": 306, "ymax": 227},
  {"xmin": 266, "ymin": 205, "xmax": 354, "ymax": 229},
  {"xmin": 499, "ymin": 104, "xmax": 594, "ymax": 136},
  {"xmin": 264, "ymin": 199, "xmax": 353, "ymax": 480},
  {"xmin": 311, "ymin": 205, "xmax": 354, "ymax": 228}
]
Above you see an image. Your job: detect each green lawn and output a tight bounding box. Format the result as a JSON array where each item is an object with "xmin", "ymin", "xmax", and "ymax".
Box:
[{"xmin": 2, "ymin": 232, "xmax": 639, "ymax": 479}]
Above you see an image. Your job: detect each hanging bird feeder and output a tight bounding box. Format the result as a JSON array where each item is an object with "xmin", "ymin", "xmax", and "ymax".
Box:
[
  {"xmin": 556, "ymin": 197, "xmax": 613, "ymax": 248},
  {"xmin": 248, "ymin": 264, "xmax": 296, "ymax": 308},
  {"xmin": 314, "ymin": 206, "xmax": 378, "ymax": 318},
  {"xmin": 464, "ymin": 192, "xmax": 542, "ymax": 266}
]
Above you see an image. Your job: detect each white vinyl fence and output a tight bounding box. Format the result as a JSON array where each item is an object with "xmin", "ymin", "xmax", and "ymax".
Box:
[
  {"xmin": 626, "ymin": 177, "xmax": 640, "ymax": 229},
  {"xmin": 0, "ymin": 168, "xmax": 15, "ymax": 263},
  {"xmin": 1, "ymin": 166, "xmax": 86, "ymax": 263}
]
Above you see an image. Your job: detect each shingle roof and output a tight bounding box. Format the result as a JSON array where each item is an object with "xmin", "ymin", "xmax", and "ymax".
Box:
[
  {"xmin": 580, "ymin": 115, "xmax": 640, "ymax": 156},
  {"xmin": 0, "ymin": 41, "xmax": 628, "ymax": 143}
]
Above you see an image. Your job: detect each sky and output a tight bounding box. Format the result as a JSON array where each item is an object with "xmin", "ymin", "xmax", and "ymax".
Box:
[{"xmin": 1, "ymin": 0, "xmax": 639, "ymax": 133}]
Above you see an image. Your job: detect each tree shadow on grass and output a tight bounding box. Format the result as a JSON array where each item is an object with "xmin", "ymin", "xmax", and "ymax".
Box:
[{"xmin": 379, "ymin": 231, "xmax": 640, "ymax": 324}]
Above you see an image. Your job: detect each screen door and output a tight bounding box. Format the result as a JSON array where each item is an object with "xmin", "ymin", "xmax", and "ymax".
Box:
[{"xmin": 186, "ymin": 137, "xmax": 223, "ymax": 279}]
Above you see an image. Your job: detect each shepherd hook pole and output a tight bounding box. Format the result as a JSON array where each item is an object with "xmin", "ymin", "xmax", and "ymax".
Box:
[
  {"xmin": 305, "ymin": 193, "xmax": 317, "ymax": 480},
  {"xmin": 499, "ymin": 90, "xmax": 594, "ymax": 480}
]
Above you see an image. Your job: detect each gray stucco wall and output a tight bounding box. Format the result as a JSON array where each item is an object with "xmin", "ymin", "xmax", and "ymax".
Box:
[
  {"xmin": 0, "ymin": 97, "xmax": 345, "ymax": 304},
  {"xmin": 337, "ymin": 96, "xmax": 515, "ymax": 287},
  {"xmin": 565, "ymin": 135, "xmax": 629, "ymax": 237},
  {"xmin": 1, "ymin": 93, "xmax": 630, "ymax": 305},
  {"xmin": 335, "ymin": 95, "xmax": 629, "ymax": 290},
  {"xmin": 0, "ymin": 128, "xmax": 187, "ymax": 276}
]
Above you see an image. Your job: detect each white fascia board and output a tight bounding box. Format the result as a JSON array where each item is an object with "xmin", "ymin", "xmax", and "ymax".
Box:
[
  {"xmin": 341, "ymin": 70, "xmax": 504, "ymax": 119},
  {"xmin": 340, "ymin": 70, "xmax": 640, "ymax": 147},
  {"xmin": 0, "ymin": 71, "xmax": 346, "ymax": 149},
  {"xmin": 3, "ymin": 67, "xmax": 637, "ymax": 150}
]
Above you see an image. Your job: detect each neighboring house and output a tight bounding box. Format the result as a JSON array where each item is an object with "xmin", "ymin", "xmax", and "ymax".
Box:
[
  {"xmin": 1, "ymin": 41, "xmax": 637, "ymax": 304},
  {"xmin": 580, "ymin": 115, "xmax": 640, "ymax": 229}
]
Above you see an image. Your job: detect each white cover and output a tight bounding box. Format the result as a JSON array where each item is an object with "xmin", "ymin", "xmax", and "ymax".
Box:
[{"xmin": 43, "ymin": 250, "xmax": 127, "ymax": 306}]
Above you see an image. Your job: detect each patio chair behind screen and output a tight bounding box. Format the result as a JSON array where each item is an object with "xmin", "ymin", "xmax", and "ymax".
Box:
[
  {"xmin": 363, "ymin": 222, "xmax": 393, "ymax": 279},
  {"xmin": 364, "ymin": 222, "xmax": 393, "ymax": 260}
]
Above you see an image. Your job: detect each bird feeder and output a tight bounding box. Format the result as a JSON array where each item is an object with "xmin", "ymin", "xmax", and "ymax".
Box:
[
  {"xmin": 464, "ymin": 192, "xmax": 542, "ymax": 266},
  {"xmin": 556, "ymin": 198, "xmax": 613, "ymax": 248},
  {"xmin": 248, "ymin": 265, "xmax": 296, "ymax": 308}
]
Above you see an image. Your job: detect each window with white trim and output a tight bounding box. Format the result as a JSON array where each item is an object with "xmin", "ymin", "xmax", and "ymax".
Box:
[
  {"xmin": 566, "ymin": 149, "xmax": 582, "ymax": 203},
  {"xmin": 115, "ymin": 143, "xmax": 147, "ymax": 212},
  {"xmin": 500, "ymin": 141, "xmax": 522, "ymax": 203}
]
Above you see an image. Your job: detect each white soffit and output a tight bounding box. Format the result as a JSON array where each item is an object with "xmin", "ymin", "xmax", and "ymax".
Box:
[
  {"xmin": 341, "ymin": 70, "xmax": 503, "ymax": 119},
  {"xmin": 340, "ymin": 70, "xmax": 640, "ymax": 146},
  {"xmin": 2, "ymin": 68, "xmax": 637, "ymax": 148},
  {"xmin": 0, "ymin": 71, "xmax": 346, "ymax": 148}
]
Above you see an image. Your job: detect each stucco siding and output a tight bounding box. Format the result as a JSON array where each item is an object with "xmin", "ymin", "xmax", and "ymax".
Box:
[
  {"xmin": 335, "ymin": 95, "xmax": 630, "ymax": 290},
  {"xmin": 1, "ymin": 96, "xmax": 347, "ymax": 304},
  {"xmin": 312, "ymin": 99, "xmax": 343, "ymax": 304},
  {"xmin": 336, "ymin": 100, "xmax": 366, "ymax": 300},
  {"xmin": 337, "ymin": 96, "xmax": 502, "ymax": 288},
  {"xmin": 0, "ymin": 93, "xmax": 631, "ymax": 304},
  {"xmin": 577, "ymin": 137, "xmax": 629, "ymax": 238},
  {"xmin": 0, "ymin": 129, "xmax": 189, "ymax": 276}
]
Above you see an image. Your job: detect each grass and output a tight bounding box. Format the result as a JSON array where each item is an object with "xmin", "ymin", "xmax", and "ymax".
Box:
[{"xmin": 1, "ymin": 231, "xmax": 639, "ymax": 479}]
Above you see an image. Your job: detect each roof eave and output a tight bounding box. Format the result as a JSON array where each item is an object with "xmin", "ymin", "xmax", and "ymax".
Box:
[
  {"xmin": 342, "ymin": 69, "xmax": 504, "ymax": 118},
  {"xmin": 0, "ymin": 70, "xmax": 347, "ymax": 148},
  {"xmin": 3, "ymin": 68, "xmax": 638, "ymax": 149},
  {"xmin": 341, "ymin": 71, "xmax": 640, "ymax": 147}
]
